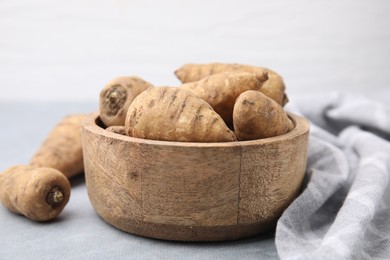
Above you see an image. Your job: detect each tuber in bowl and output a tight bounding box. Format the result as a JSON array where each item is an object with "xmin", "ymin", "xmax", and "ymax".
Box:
[{"xmin": 82, "ymin": 112, "xmax": 309, "ymax": 241}]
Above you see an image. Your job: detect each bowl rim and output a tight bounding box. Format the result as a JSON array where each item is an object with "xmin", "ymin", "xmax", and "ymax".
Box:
[{"xmin": 83, "ymin": 112, "xmax": 310, "ymax": 148}]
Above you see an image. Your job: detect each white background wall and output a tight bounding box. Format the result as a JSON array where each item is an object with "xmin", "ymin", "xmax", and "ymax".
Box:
[{"xmin": 0, "ymin": 0, "xmax": 389, "ymax": 103}]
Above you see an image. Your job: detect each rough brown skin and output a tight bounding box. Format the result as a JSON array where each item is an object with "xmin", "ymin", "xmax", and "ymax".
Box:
[
  {"xmin": 175, "ymin": 63, "xmax": 288, "ymax": 106},
  {"xmin": 30, "ymin": 114, "xmax": 86, "ymax": 179},
  {"xmin": 106, "ymin": 125, "xmax": 127, "ymax": 136},
  {"xmin": 233, "ymin": 90, "xmax": 294, "ymax": 140},
  {"xmin": 180, "ymin": 72, "xmax": 268, "ymax": 126},
  {"xmin": 125, "ymin": 87, "xmax": 237, "ymax": 142},
  {"xmin": 0, "ymin": 165, "xmax": 71, "ymax": 221},
  {"xmin": 99, "ymin": 76, "xmax": 153, "ymax": 127}
]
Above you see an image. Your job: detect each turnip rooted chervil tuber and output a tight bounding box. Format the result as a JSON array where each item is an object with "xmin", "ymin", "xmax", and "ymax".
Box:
[
  {"xmin": 233, "ymin": 90, "xmax": 294, "ymax": 140},
  {"xmin": 0, "ymin": 165, "xmax": 70, "ymax": 221},
  {"xmin": 0, "ymin": 114, "xmax": 85, "ymax": 222},
  {"xmin": 99, "ymin": 76, "xmax": 153, "ymax": 127},
  {"xmin": 125, "ymin": 87, "xmax": 237, "ymax": 142},
  {"xmin": 30, "ymin": 114, "xmax": 86, "ymax": 179},
  {"xmin": 175, "ymin": 62, "xmax": 288, "ymax": 106},
  {"xmin": 180, "ymin": 71, "xmax": 268, "ymax": 126}
]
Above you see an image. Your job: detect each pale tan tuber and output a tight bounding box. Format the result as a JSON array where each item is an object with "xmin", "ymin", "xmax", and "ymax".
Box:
[
  {"xmin": 175, "ymin": 62, "xmax": 288, "ymax": 106},
  {"xmin": 0, "ymin": 165, "xmax": 71, "ymax": 221},
  {"xmin": 233, "ymin": 90, "xmax": 294, "ymax": 140},
  {"xmin": 106, "ymin": 125, "xmax": 127, "ymax": 136},
  {"xmin": 125, "ymin": 87, "xmax": 237, "ymax": 142},
  {"xmin": 30, "ymin": 114, "xmax": 86, "ymax": 179},
  {"xmin": 180, "ymin": 72, "xmax": 268, "ymax": 126},
  {"xmin": 99, "ymin": 76, "xmax": 153, "ymax": 127}
]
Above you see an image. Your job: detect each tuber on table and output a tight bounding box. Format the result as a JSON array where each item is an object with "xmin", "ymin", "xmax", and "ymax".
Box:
[
  {"xmin": 0, "ymin": 165, "xmax": 71, "ymax": 221},
  {"xmin": 99, "ymin": 76, "xmax": 153, "ymax": 127},
  {"xmin": 175, "ymin": 62, "xmax": 288, "ymax": 106},
  {"xmin": 125, "ymin": 86, "xmax": 237, "ymax": 142},
  {"xmin": 30, "ymin": 114, "xmax": 86, "ymax": 179},
  {"xmin": 233, "ymin": 90, "xmax": 294, "ymax": 140},
  {"xmin": 180, "ymin": 71, "xmax": 268, "ymax": 126}
]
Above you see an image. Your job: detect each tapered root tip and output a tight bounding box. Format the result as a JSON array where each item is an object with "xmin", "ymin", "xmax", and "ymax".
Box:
[
  {"xmin": 174, "ymin": 69, "xmax": 185, "ymax": 81},
  {"xmin": 283, "ymin": 93, "xmax": 289, "ymax": 106},
  {"xmin": 256, "ymin": 71, "xmax": 269, "ymax": 83}
]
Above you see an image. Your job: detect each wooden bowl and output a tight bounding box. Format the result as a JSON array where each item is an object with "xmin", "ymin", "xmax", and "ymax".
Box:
[{"xmin": 82, "ymin": 113, "xmax": 309, "ymax": 241}]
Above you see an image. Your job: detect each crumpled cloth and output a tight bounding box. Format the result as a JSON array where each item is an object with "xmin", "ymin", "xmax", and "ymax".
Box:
[{"xmin": 276, "ymin": 92, "xmax": 390, "ymax": 259}]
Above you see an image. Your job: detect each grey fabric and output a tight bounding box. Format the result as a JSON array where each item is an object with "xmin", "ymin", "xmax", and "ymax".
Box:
[
  {"xmin": 1, "ymin": 93, "xmax": 389, "ymax": 259},
  {"xmin": 278, "ymin": 93, "xmax": 390, "ymax": 259}
]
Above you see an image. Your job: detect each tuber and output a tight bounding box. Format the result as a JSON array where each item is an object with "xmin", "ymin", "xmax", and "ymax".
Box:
[
  {"xmin": 180, "ymin": 72, "xmax": 268, "ymax": 126},
  {"xmin": 233, "ymin": 90, "xmax": 294, "ymax": 140},
  {"xmin": 106, "ymin": 125, "xmax": 127, "ymax": 136},
  {"xmin": 30, "ymin": 114, "xmax": 86, "ymax": 179},
  {"xmin": 125, "ymin": 86, "xmax": 237, "ymax": 142},
  {"xmin": 175, "ymin": 62, "xmax": 288, "ymax": 106},
  {"xmin": 99, "ymin": 76, "xmax": 153, "ymax": 127},
  {"xmin": 0, "ymin": 165, "xmax": 71, "ymax": 221}
]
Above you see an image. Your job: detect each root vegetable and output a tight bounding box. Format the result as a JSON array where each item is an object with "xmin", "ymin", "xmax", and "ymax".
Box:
[
  {"xmin": 99, "ymin": 76, "xmax": 153, "ymax": 127},
  {"xmin": 30, "ymin": 114, "xmax": 86, "ymax": 179},
  {"xmin": 0, "ymin": 165, "xmax": 71, "ymax": 221},
  {"xmin": 180, "ymin": 72, "xmax": 268, "ymax": 126},
  {"xmin": 233, "ymin": 90, "xmax": 294, "ymax": 140},
  {"xmin": 175, "ymin": 62, "xmax": 288, "ymax": 106},
  {"xmin": 106, "ymin": 125, "xmax": 127, "ymax": 136},
  {"xmin": 125, "ymin": 86, "xmax": 237, "ymax": 142}
]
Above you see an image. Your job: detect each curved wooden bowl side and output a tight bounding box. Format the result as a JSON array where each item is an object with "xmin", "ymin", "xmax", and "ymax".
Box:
[{"xmin": 82, "ymin": 113, "xmax": 309, "ymax": 241}]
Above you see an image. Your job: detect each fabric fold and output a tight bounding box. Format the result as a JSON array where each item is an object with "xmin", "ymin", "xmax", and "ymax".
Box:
[{"xmin": 277, "ymin": 93, "xmax": 390, "ymax": 259}]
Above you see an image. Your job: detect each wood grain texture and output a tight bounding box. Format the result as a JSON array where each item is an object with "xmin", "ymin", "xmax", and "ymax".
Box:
[
  {"xmin": 83, "ymin": 117, "xmax": 143, "ymax": 223},
  {"xmin": 140, "ymin": 143, "xmax": 240, "ymax": 226},
  {"xmin": 238, "ymin": 117, "xmax": 309, "ymax": 224},
  {"xmin": 82, "ymin": 113, "xmax": 309, "ymax": 241}
]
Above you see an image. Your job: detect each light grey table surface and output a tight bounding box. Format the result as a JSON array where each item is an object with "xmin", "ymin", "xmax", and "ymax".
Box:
[{"xmin": 0, "ymin": 102, "xmax": 278, "ymax": 260}]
